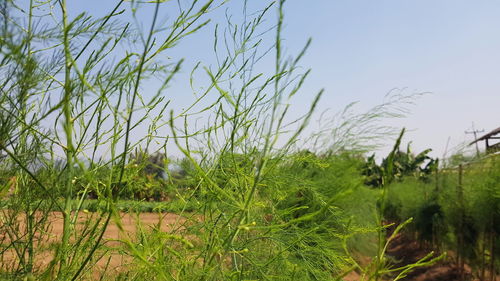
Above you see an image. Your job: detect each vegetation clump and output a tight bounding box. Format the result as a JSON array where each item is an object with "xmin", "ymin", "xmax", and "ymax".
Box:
[{"xmin": 0, "ymin": 0, "xmax": 497, "ymax": 280}]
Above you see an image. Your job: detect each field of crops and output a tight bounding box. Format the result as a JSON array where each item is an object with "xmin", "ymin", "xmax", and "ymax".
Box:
[{"xmin": 0, "ymin": 1, "xmax": 499, "ymax": 280}]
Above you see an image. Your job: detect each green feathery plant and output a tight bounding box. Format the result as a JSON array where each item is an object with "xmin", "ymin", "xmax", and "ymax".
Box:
[{"xmin": 0, "ymin": 0, "xmax": 451, "ymax": 280}]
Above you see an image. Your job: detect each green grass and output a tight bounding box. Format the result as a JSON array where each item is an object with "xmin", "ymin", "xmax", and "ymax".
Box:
[{"xmin": 0, "ymin": 198, "xmax": 197, "ymax": 213}]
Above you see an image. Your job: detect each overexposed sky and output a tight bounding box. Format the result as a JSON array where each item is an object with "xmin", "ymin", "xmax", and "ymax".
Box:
[
  {"xmin": 68, "ymin": 1, "xmax": 500, "ymax": 158},
  {"xmin": 277, "ymin": 1, "xmax": 499, "ymax": 158}
]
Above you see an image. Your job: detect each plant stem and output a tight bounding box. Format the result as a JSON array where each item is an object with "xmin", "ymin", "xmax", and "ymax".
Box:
[{"xmin": 59, "ymin": 0, "xmax": 75, "ymax": 275}]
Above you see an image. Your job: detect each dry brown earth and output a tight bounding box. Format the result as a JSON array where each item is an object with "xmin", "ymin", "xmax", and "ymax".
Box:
[{"xmin": 1, "ymin": 211, "xmax": 185, "ymax": 279}]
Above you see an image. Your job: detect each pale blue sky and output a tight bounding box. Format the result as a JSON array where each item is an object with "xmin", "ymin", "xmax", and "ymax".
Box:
[
  {"xmin": 282, "ymin": 1, "xmax": 500, "ymax": 157},
  {"xmin": 70, "ymin": 1, "xmax": 499, "ymax": 158}
]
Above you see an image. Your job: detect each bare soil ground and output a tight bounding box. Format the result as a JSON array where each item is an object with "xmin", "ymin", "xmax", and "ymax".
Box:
[
  {"xmin": 3, "ymin": 212, "xmax": 499, "ymax": 280},
  {"xmin": 385, "ymin": 231, "xmax": 463, "ymax": 281},
  {"xmin": 1, "ymin": 211, "xmax": 185, "ymax": 278},
  {"xmin": 343, "ymin": 226, "xmax": 500, "ymax": 281},
  {"xmin": 385, "ymin": 231, "xmax": 499, "ymax": 281}
]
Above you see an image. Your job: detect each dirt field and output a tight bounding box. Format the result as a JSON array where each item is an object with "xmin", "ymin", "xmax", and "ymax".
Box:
[
  {"xmin": 342, "ymin": 229, "xmax": 500, "ymax": 281},
  {"xmin": 0, "ymin": 211, "xmax": 186, "ymax": 278},
  {"xmin": 2, "ymin": 212, "xmax": 499, "ymax": 280}
]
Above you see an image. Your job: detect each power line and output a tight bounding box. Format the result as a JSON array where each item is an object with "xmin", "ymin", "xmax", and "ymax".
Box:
[{"xmin": 465, "ymin": 122, "xmax": 484, "ymax": 156}]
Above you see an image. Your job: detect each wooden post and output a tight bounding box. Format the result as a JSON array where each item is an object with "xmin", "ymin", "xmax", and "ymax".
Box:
[
  {"xmin": 490, "ymin": 225, "xmax": 495, "ymax": 281},
  {"xmin": 457, "ymin": 164, "xmax": 465, "ymax": 280},
  {"xmin": 433, "ymin": 167, "xmax": 439, "ymax": 250},
  {"xmin": 481, "ymin": 231, "xmax": 486, "ymax": 281},
  {"xmin": 434, "ymin": 166, "xmax": 439, "ymax": 193}
]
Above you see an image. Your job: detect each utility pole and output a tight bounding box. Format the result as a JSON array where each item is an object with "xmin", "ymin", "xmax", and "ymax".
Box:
[{"xmin": 465, "ymin": 122, "xmax": 484, "ymax": 157}]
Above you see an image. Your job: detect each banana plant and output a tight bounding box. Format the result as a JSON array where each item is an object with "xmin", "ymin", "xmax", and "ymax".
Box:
[{"xmin": 363, "ymin": 128, "xmax": 438, "ymax": 187}]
